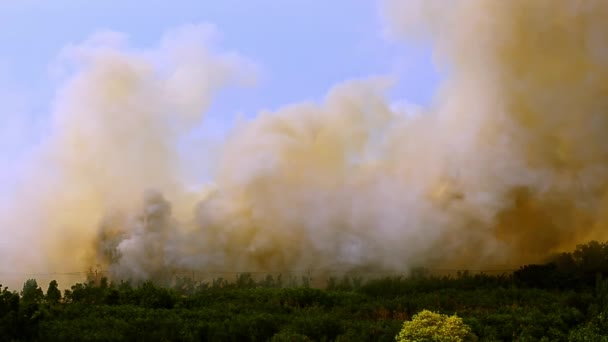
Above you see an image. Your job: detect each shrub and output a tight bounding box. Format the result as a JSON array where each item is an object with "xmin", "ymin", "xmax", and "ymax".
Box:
[
  {"xmin": 395, "ymin": 309, "xmax": 474, "ymax": 342},
  {"xmin": 271, "ymin": 330, "xmax": 313, "ymax": 342}
]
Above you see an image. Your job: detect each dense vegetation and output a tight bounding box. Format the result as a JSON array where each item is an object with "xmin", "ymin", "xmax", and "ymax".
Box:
[{"xmin": 3, "ymin": 241, "xmax": 608, "ymax": 341}]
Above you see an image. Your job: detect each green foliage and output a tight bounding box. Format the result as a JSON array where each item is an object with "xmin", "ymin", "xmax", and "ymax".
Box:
[
  {"xmin": 569, "ymin": 323, "xmax": 608, "ymax": 342},
  {"xmin": 136, "ymin": 281, "xmax": 177, "ymax": 309},
  {"xmin": 0, "ymin": 284, "xmax": 19, "ymax": 315},
  {"xmin": 516, "ymin": 240, "xmax": 608, "ymax": 289},
  {"xmin": 5, "ymin": 241, "xmax": 608, "ymax": 341},
  {"xmin": 0, "ymin": 275, "xmax": 592, "ymax": 341},
  {"xmin": 46, "ymin": 280, "xmax": 61, "ymax": 304},
  {"xmin": 271, "ymin": 330, "xmax": 313, "ymax": 341},
  {"xmin": 0, "ymin": 284, "xmax": 19, "ymax": 341},
  {"xmin": 0, "ymin": 273, "xmax": 597, "ymax": 341},
  {"xmin": 21, "ymin": 278, "xmax": 43, "ymax": 304},
  {"xmin": 395, "ymin": 310, "xmax": 474, "ymax": 342}
]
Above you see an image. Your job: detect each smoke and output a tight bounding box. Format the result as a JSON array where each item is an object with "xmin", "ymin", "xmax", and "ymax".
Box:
[
  {"xmin": 0, "ymin": 24, "xmax": 256, "ymax": 280},
  {"xmin": 380, "ymin": 0, "xmax": 608, "ymax": 261},
  {"xmin": 3, "ymin": 1, "xmax": 608, "ymax": 284}
]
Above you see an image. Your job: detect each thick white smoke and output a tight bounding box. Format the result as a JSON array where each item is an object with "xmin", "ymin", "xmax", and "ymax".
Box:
[
  {"xmin": 0, "ymin": 24, "xmax": 256, "ymax": 284},
  {"xmin": 3, "ymin": 1, "xmax": 608, "ymax": 285},
  {"xmin": 380, "ymin": 0, "xmax": 608, "ymax": 259}
]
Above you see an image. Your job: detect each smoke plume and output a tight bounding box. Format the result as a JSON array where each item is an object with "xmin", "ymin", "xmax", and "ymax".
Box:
[{"xmin": 2, "ymin": 1, "xmax": 608, "ymax": 284}]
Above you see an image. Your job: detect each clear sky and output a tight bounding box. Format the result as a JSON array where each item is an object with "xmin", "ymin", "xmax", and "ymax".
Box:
[{"xmin": 0, "ymin": 0, "xmax": 440, "ymax": 189}]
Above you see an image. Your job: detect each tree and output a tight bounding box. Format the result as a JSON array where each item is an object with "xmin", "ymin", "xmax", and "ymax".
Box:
[
  {"xmin": 46, "ymin": 280, "xmax": 61, "ymax": 304},
  {"xmin": 21, "ymin": 279, "xmax": 43, "ymax": 304},
  {"xmin": 396, "ymin": 310, "xmax": 474, "ymax": 342}
]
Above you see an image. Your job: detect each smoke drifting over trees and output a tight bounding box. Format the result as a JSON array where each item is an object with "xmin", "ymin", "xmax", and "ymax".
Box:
[{"xmin": 2, "ymin": 1, "xmax": 608, "ymax": 283}]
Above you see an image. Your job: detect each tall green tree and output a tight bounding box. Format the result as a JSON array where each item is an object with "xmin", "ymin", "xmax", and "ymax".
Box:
[
  {"xmin": 21, "ymin": 279, "xmax": 43, "ymax": 304},
  {"xmin": 46, "ymin": 280, "xmax": 61, "ymax": 304}
]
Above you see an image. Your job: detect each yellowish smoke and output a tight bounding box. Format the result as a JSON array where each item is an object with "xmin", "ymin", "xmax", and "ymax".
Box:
[
  {"xmin": 2, "ymin": 1, "xmax": 608, "ymax": 285},
  {"xmin": 382, "ymin": 0, "xmax": 608, "ymax": 262}
]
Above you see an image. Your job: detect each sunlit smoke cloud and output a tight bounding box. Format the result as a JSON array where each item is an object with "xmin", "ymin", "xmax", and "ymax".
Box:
[
  {"xmin": 3, "ymin": 1, "xmax": 608, "ymax": 285},
  {"xmin": 0, "ymin": 23, "xmax": 256, "ymax": 283},
  {"xmin": 381, "ymin": 0, "xmax": 608, "ymax": 259}
]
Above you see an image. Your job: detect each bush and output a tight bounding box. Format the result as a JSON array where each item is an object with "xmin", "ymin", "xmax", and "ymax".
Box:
[
  {"xmin": 569, "ymin": 324, "xmax": 608, "ymax": 342},
  {"xmin": 271, "ymin": 330, "xmax": 313, "ymax": 342},
  {"xmin": 395, "ymin": 310, "xmax": 474, "ymax": 342}
]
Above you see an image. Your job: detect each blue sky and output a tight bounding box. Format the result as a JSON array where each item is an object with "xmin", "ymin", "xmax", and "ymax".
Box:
[{"xmin": 0, "ymin": 0, "xmax": 440, "ymax": 188}]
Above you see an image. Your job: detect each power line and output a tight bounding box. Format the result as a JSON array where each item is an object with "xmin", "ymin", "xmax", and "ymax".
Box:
[{"xmin": 0, "ymin": 268, "xmax": 516, "ymax": 278}]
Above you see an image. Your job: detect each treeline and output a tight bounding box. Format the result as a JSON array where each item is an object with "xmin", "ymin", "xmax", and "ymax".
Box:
[
  {"xmin": 514, "ymin": 240, "xmax": 608, "ymax": 290},
  {"xmin": 1, "ymin": 241, "xmax": 608, "ymax": 341}
]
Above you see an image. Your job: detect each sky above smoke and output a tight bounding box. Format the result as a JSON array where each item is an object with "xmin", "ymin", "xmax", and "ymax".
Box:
[{"xmin": 2, "ymin": 0, "xmax": 607, "ymax": 287}]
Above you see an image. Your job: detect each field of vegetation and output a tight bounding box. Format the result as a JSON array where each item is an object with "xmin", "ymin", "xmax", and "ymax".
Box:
[{"xmin": 3, "ymin": 241, "xmax": 608, "ymax": 341}]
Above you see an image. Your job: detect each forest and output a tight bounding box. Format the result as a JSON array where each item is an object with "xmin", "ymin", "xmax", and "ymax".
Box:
[{"xmin": 3, "ymin": 241, "xmax": 608, "ymax": 341}]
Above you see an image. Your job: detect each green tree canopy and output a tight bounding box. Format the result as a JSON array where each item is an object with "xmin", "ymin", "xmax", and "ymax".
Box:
[
  {"xmin": 21, "ymin": 279, "xmax": 43, "ymax": 304},
  {"xmin": 396, "ymin": 310, "xmax": 474, "ymax": 342},
  {"xmin": 46, "ymin": 280, "xmax": 61, "ymax": 304}
]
